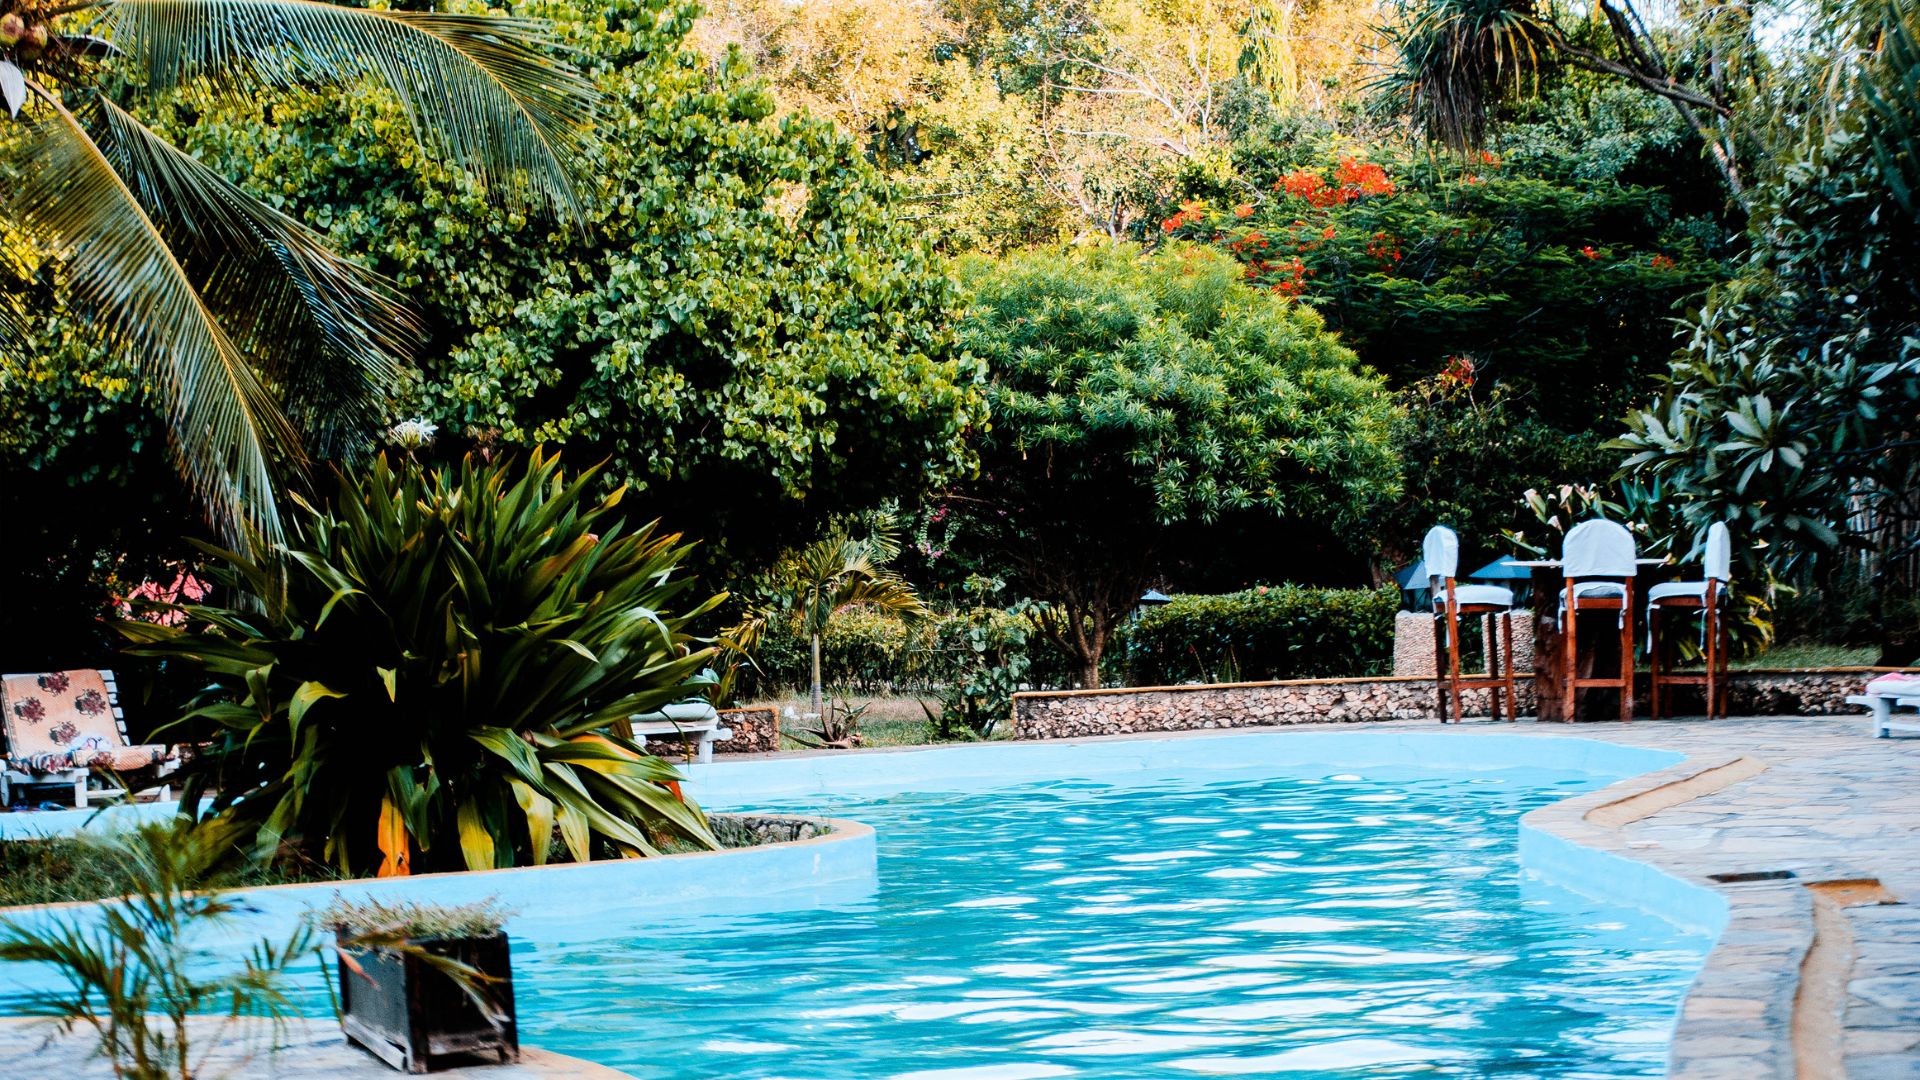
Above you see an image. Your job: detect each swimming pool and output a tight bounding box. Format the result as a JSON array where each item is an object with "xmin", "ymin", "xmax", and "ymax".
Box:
[
  {"xmin": 513, "ymin": 761, "xmax": 1711, "ymax": 1078},
  {"xmin": 0, "ymin": 734, "xmax": 1717, "ymax": 1077}
]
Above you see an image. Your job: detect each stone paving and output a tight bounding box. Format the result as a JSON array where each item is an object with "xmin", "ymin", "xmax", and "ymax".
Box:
[{"xmin": 0, "ymin": 1016, "xmax": 624, "ymax": 1078}]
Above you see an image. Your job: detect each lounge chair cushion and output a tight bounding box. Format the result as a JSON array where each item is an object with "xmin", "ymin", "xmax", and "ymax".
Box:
[
  {"xmin": 1436, "ymin": 584, "xmax": 1512, "ymax": 608},
  {"xmin": 1648, "ymin": 581, "xmax": 1713, "ymax": 603},
  {"xmin": 1865, "ymin": 673, "xmax": 1920, "ymax": 697},
  {"xmin": 0, "ymin": 670, "xmax": 169, "ymax": 775},
  {"xmin": 1571, "ymin": 581, "xmax": 1626, "ymax": 600}
]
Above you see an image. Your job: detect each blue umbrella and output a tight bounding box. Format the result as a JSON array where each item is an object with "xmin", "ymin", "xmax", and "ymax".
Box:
[
  {"xmin": 1139, "ymin": 589, "xmax": 1173, "ymax": 605},
  {"xmin": 1468, "ymin": 555, "xmax": 1533, "ymax": 581},
  {"xmin": 1392, "ymin": 561, "xmax": 1429, "ymax": 589}
]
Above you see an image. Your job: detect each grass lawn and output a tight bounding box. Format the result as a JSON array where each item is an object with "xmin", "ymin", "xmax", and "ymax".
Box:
[
  {"xmin": 750, "ymin": 692, "xmax": 1008, "ymax": 748},
  {"xmin": 1735, "ymin": 642, "xmax": 1881, "ymax": 669},
  {"xmin": 0, "ymin": 837, "xmax": 340, "ymax": 908}
]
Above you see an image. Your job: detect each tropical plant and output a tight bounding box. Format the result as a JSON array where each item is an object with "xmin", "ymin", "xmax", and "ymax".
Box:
[
  {"xmin": 767, "ymin": 522, "xmax": 927, "ymax": 728},
  {"xmin": 1611, "ymin": 0, "xmax": 1920, "ymax": 659},
  {"xmin": 947, "ymin": 242, "xmax": 1401, "ymax": 688},
  {"xmin": 0, "ymin": 0, "xmax": 601, "ymax": 545},
  {"xmin": 926, "ymin": 604, "xmax": 1035, "ymax": 738},
  {"xmin": 139, "ymin": 0, "xmax": 986, "ymax": 571},
  {"xmin": 0, "ymin": 817, "xmax": 314, "ymax": 1080},
  {"xmin": 120, "ymin": 450, "xmax": 725, "ymax": 877},
  {"xmin": 1371, "ymin": 0, "xmax": 1760, "ymax": 198}
]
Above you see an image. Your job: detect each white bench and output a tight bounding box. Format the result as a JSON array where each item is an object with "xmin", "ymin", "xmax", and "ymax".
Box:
[
  {"xmin": 1845, "ymin": 693, "xmax": 1920, "ymax": 738},
  {"xmin": 628, "ymin": 702, "xmax": 732, "ymax": 763}
]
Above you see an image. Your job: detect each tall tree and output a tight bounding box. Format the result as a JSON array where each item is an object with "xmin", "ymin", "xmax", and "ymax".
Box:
[
  {"xmin": 0, "ymin": 0, "xmax": 600, "ymax": 543},
  {"xmin": 947, "ymin": 242, "xmax": 1400, "ymax": 687}
]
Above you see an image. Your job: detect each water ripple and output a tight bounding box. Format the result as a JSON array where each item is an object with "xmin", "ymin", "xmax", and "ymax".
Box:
[{"xmin": 502, "ymin": 767, "xmax": 1708, "ymax": 1078}]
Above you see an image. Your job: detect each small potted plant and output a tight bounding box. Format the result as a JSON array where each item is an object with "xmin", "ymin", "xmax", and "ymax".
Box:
[{"xmin": 318, "ymin": 896, "xmax": 517, "ymax": 1074}]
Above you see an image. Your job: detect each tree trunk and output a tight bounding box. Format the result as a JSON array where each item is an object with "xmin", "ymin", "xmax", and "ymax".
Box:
[
  {"xmin": 1078, "ymin": 650, "xmax": 1102, "ymax": 691},
  {"xmin": 810, "ymin": 632, "xmax": 824, "ymax": 722}
]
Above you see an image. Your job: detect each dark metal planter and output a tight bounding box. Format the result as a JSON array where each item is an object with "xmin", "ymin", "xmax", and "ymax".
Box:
[{"xmin": 336, "ymin": 931, "xmax": 519, "ymax": 1073}]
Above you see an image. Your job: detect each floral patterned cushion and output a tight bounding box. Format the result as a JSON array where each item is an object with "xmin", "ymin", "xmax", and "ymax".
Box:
[{"xmin": 0, "ymin": 670, "xmax": 169, "ymax": 775}]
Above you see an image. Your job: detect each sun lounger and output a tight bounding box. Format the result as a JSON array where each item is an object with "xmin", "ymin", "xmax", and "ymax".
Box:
[
  {"xmin": 1, "ymin": 669, "xmax": 179, "ymax": 808},
  {"xmin": 628, "ymin": 701, "xmax": 733, "ymax": 764},
  {"xmin": 1848, "ymin": 674, "xmax": 1920, "ymax": 738}
]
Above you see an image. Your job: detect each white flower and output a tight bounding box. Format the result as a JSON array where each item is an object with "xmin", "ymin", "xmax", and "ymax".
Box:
[{"xmin": 388, "ymin": 418, "xmax": 439, "ymax": 450}]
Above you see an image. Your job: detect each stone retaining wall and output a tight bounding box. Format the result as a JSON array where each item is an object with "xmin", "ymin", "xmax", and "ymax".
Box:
[
  {"xmin": 709, "ymin": 813, "xmax": 832, "ymax": 848},
  {"xmin": 1012, "ymin": 667, "xmax": 1892, "ymax": 739},
  {"xmin": 715, "ymin": 706, "xmax": 780, "ymax": 754},
  {"xmin": 1394, "ymin": 610, "xmax": 1536, "ymax": 677}
]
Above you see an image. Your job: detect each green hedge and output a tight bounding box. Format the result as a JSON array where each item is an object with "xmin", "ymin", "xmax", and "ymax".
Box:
[{"xmin": 1122, "ymin": 586, "xmax": 1398, "ymax": 686}]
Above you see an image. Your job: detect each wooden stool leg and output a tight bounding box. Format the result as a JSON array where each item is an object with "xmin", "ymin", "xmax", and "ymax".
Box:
[
  {"xmin": 1503, "ymin": 612, "xmax": 1517, "ymax": 722},
  {"xmin": 1486, "ymin": 614, "xmax": 1503, "ymax": 723},
  {"xmin": 1561, "ymin": 587, "xmax": 1576, "ymax": 723},
  {"xmin": 1433, "ymin": 612, "xmax": 1449, "ymax": 722},
  {"xmin": 1705, "ymin": 603, "xmax": 1719, "ymax": 719},
  {"xmin": 1619, "ymin": 584, "xmax": 1635, "ymax": 723},
  {"xmin": 1446, "ymin": 608, "xmax": 1465, "ymax": 722},
  {"xmin": 1648, "ymin": 606, "xmax": 1662, "ymax": 721}
]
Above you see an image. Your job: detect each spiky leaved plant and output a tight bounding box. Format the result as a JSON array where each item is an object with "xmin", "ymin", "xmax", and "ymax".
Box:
[
  {"xmin": 0, "ymin": 0, "xmax": 601, "ymax": 544},
  {"xmin": 122, "ymin": 449, "xmax": 726, "ymax": 876}
]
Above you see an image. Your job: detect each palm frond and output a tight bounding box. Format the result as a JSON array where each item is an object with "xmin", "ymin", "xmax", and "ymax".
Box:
[
  {"xmin": 98, "ymin": 0, "xmax": 602, "ymax": 215},
  {"xmin": 7, "ymin": 83, "xmax": 296, "ymax": 543},
  {"xmin": 92, "ymin": 96, "xmax": 416, "ymax": 457},
  {"xmin": 1371, "ymin": 0, "xmax": 1555, "ymax": 150}
]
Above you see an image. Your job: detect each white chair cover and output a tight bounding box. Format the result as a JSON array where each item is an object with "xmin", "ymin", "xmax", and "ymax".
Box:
[
  {"xmin": 1562, "ymin": 520, "xmax": 1637, "ymax": 578},
  {"xmin": 1422, "ymin": 526, "xmax": 1461, "ymax": 581},
  {"xmin": 1705, "ymin": 522, "xmax": 1731, "ymax": 581}
]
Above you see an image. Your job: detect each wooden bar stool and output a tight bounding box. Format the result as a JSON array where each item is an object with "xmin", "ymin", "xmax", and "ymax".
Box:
[
  {"xmin": 1649, "ymin": 522, "xmax": 1732, "ymax": 719},
  {"xmin": 1423, "ymin": 525, "xmax": 1518, "ymax": 723},
  {"xmin": 1558, "ymin": 520, "xmax": 1638, "ymax": 722}
]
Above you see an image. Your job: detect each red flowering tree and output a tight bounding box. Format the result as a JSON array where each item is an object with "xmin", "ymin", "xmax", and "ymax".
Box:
[{"xmin": 1159, "ymin": 150, "xmax": 1725, "ymax": 433}]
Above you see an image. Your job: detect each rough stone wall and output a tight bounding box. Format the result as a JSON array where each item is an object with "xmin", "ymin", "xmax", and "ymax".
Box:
[
  {"xmin": 1394, "ymin": 610, "xmax": 1535, "ymax": 677},
  {"xmin": 1392, "ymin": 613, "xmax": 1435, "ymax": 676},
  {"xmin": 715, "ymin": 706, "xmax": 780, "ymax": 753},
  {"xmin": 708, "ymin": 813, "xmax": 832, "ymax": 848},
  {"xmin": 641, "ymin": 705, "xmax": 780, "ymax": 759},
  {"xmin": 1012, "ymin": 668, "xmax": 1881, "ymax": 739}
]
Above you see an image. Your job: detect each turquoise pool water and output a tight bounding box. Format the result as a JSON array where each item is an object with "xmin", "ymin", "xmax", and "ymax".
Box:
[{"xmin": 510, "ymin": 764, "xmax": 1711, "ymax": 1078}]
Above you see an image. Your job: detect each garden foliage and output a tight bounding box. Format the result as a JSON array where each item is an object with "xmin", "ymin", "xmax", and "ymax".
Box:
[
  {"xmin": 121, "ymin": 452, "xmax": 723, "ymax": 876},
  {"xmin": 1123, "ymin": 586, "xmax": 1399, "ymax": 686},
  {"xmin": 150, "ymin": 0, "xmax": 986, "ymax": 564},
  {"xmin": 1612, "ymin": 2, "xmax": 1920, "ymax": 656},
  {"xmin": 1168, "ymin": 141, "xmax": 1726, "ymax": 430},
  {"xmin": 946, "ymin": 242, "xmax": 1400, "ymax": 687}
]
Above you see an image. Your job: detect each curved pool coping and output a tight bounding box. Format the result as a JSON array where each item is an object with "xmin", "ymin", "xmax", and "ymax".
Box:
[
  {"xmin": 3, "ymin": 729, "xmax": 1773, "ymax": 1075},
  {"xmin": 0, "ymin": 815, "xmax": 878, "ymax": 942}
]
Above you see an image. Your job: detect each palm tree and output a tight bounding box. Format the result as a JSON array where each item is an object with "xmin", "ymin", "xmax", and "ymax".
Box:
[
  {"xmin": 0, "ymin": 0, "xmax": 601, "ymax": 544},
  {"xmin": 1371, "ymin": 0, "xmax": 1757, "ymax": 201},
  {"xmin": 782, "ymin": 524, "xmax": 926, "ymax": 726}
]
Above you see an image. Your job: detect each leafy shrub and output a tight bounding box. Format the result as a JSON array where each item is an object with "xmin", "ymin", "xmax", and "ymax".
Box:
[
  {"xmin": 929, "ymin": 606, "xmax": 1036, "ymax": 738},
  {"xmin": 122, "ymin": 451, "xmax": 723, "ymax": 876},
  {"xmin": 1123, "ymin": 586, "xmax": 1398, "ymax": 685}
]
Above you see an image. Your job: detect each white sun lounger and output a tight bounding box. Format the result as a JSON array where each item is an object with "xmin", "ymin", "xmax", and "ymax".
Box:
[
  {"xmin": 628, "ymin": 701, "xmax": 733, "ymax": 763},
  {"xmin": 1846, "ymin": 688, "xmax": 1920, "ymax": 738}
]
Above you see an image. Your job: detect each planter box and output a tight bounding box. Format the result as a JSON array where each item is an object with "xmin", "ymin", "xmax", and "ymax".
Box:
[{"xmin": 337, "ymin": 931, "xmax": 519, "ymax": 1073}]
